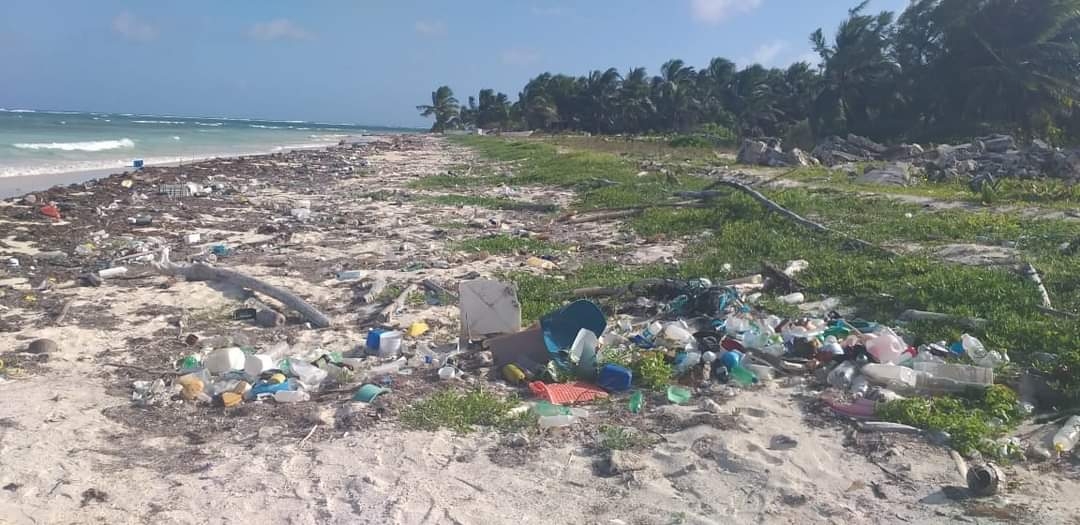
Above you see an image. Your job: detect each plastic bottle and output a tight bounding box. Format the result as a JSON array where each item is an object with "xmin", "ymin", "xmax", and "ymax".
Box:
[
  {"xmin": 363, "ymin": 356, "xmax": 407, "ymax": 379},
  {"xmin": 827, "ymin": 361, "xmax": 857, "ymax": 388},
  {"xmin": 1053, "ymin": 415, "xmax": 1080, "ymax": 454},
  {"xmin": 273, "ymin": 390, "xmax": 310, "ymax": 403},
  {"xmin": 628, "ymin": 391, "xmax": 644, "ymax": 414},
  {"xmin": 336, "ymin": 270, "xmax": 367, "ymax": 281},
  {"xmin": 674, "ymin": 352, "xmax": 701, "ymax": 375},
  {"xmin": 289, "ymin": 360, "xmax": 328, "ymax": 387},
  {"xmin": 729, "ymin": 364, "xmax": 758, "ymax": 387},
  {"xmin": 961, "ymin": 334, "xmax": 1008, "ymax": 368},
  {"xmin": 861, "ymin": 363, "xmax": 918, "ymax": 390},
  {"xmin": 569, "ymin": 329, "xmax": 598, "ymax": 378},
  {"xmin": 660, "ymin": 323, "xmax": 692, "ymax": 348},
  {"xmin": 538, "ymin": 415, "xmax": 576, "ymax": 429}
]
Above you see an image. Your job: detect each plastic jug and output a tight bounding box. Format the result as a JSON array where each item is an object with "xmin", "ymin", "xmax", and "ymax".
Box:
[
  {"xmin": 377, "ymin": 331, "xmax": 403, "ymax": 357},
  {"xmin": 597, "ymin": 364, "xmax": 633, "ymax": 392},
  {"xmin": 569, "ymin": 329, "xmax": 598, "ymax": 378}
]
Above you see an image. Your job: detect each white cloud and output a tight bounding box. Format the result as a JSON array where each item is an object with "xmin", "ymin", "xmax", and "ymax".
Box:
[
  {"xmin": 500, "ymin": 48, "xmax": 542, "ymax": 66},
  {"xmin": 112, "ymin": 11, "xmax": 158, "ymax": 42},
  {"xmin": 414, "ymin": 20, "xmax": 447, "ymax": 37},
  {"xmin": 690, "ymin": 0, "xmax": 764, "ymax": 24},
  {"xmin": 750, "ymin": 40, "xmax": 787, "ymax": 66},
  {"xmin": 531, "ymin": 6, "xmax": 572, "ymax": 16},
  {"xmin": 248, "ymin": 19, "xmax": 313, "ymax": 41}
]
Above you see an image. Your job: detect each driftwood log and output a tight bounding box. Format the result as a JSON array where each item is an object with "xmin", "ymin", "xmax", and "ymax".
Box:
[
  {"xmin": 154, "ymin": 250, "xmax": 331, "ymax": 328},
  {"xmin": 678, "ymin": 176, "xmax": 897, "ymax": 256}
]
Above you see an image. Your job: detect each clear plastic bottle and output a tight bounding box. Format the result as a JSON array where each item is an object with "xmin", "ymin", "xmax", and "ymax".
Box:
[
  {"xmin": 827, "ymin": 361, "xmax": 857, "ymax": 388},
  {"xmin": 1053, "ymin": 415, "xmax": 1080, "ymax": 454},
  {"xmin": 273, "ymin": 390, "xmax": 310, "ymax": 403},
  {"xmin": 861, "ymin": 363, "xmax": 918, "ymax": 390}
]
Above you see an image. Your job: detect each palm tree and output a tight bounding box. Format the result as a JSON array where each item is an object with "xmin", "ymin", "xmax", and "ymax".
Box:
[
  {"xmin": 618, "ymin": 67, "xmax": 654, "ymax": 133},
  {"xmin": 654, "ymin": 59, "xmax": 698, "ymax": 131},
  {"xmin": 810, "ymin": 1, "xmax": 902, "ymax": 139},
  {"xmin": 416, "ymin": 86, "xmax": 460, "ymax": 132},
  {"xmin": 579, "ymin": 68, "xmax": 622, "ymax": 133}
]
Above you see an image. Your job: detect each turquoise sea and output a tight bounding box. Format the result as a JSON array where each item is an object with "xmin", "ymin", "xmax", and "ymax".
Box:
[{"xmin": 0, "ymin": 108, "xmax": 415, "ymax": 178}]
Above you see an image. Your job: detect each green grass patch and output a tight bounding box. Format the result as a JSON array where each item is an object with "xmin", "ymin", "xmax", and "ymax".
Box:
[
  {"xmin": 457, "ymin": 235, "xmax": 565, "ymax": 255},
  {"xmin": 407, "ymin": 174, "xmax": 501, "ymax": 190},
  {"xmin": 461, "ymin": 135, "xmax": 1080, "ymax": 402},
  {"xmin": 632, "ymin": 352, "xmax": 674, "ymax": 391},
  {"xmin": 423, "ymin": 194, "xmax": 558, "ymax": 213},
  {"xmin": 597, "ymin": 425, "xmax": 657, "ymax": 451},
  {"xmin": 506, "ymin": 262, "xmax": 668, "ymax": 322},
  {"xmin": 400, "ymin": 388, "xmax": 533, "ymax": 433},
  {"xmin": 876, "ymin": 385, "xmax": 1024, "ymax": 457}
]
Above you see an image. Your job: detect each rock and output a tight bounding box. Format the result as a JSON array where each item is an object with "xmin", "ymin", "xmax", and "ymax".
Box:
[
  {"xmin": 307, "ymin": 406, "xmax": 337, "ymax": 427},
  {"xmin": 27, "ymin": 338, "xmax": 58, "ymax": 354},
  {"xmin": 362, "ymin": 475, "xmax": 380, "ymax": 486},
  {"xmin": 978, "ymin": 134, "xmax": 1016, "ymax": 153},
  {"xmin": 847, "ymin": 133, "xmax": 887, "ymax": 154},
  {"xmin": 255, "ymin": 309, "xmax": 286, "ymax": 328},
  {"xmin": 699, "ymin": 398, "xmax": 723, "ymax": 414},
  {"xmin": 769, "ymin": 434, "xmax": 799, "ymax": 450},
  {"xmin": 885, "ymin": 143, "xmax": 924, "ymax": 160},
  {"xmin": 22, "ymin": 194, "xmax": 37, "ymax": 205},
  {"xmin": 507, "ymin": 433, "xmax": 530, "ymax": 448},
  {"xmin": 594, "ymin": 450, "xmax": 646, "ymax": 477},
  {"xmin": 857, "ymin": 162, "xmax": 912, "ymax": 186},
  {"xmin": 783, "ymin": 148, "xmax": 814, "ymax": 167},
  {"xmin": 737, "ymin": 139, "xmax": 769, "ymax": 165}
]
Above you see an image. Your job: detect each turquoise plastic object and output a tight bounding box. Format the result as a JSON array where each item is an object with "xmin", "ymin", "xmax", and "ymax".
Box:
[
  {"xmin": 353, "ymin": 384, "xmax": 388, "ymax": 403},
  {"xmin": 540, "ymin": 300, "xmax": 607, "ymax": 355}
]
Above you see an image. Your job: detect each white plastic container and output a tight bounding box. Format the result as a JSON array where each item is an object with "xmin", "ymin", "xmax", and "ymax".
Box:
[
  {"xmin": 538, "ymin": 415, "xmax": 576, "ymax": 429},
  {"xmin": 273, "ymin": 390, "xmax": 310, "ymax": 403},
  {"xmin": 861, "ymin": 363, "xmax": 918, "ymax": 390},
  {"xmin": 437, "ymin": 366, "xmax": 457, "ymax": 380},
  {"xmin": 1053, "ymin": 415, "xmax": 1080, "ymax": 454},
  {"xmin": 244, "ymin": 354, "xmax": 276, "ymax": 377},
  {"xmin": 569, "ymin": 328, "xmax": 598, "ymax": 376},
  {"xmin": 377, "ymin": 331, "xmax": 403, "ymax": 357},
  {"xmin": 184, "ymin": 233, "xmax": 202, "ymax": 245},
  {"xmin": 98, "ymin": 267, "xmax": 128, "ymax": 279},
  {"xmin": 205, "ymin": 347, "xmax": 246, "ymax": 374}
]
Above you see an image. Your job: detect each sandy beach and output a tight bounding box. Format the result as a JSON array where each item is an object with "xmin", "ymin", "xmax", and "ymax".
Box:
[{"xmin": 0, "ymin": 135, "xmax": 1077, "ymax": 525}]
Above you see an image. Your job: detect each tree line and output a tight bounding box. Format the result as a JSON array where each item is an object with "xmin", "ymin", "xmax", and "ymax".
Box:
[{"xmin": 418, "ymin": 0, "xmax": 1080, "ymax": 145}]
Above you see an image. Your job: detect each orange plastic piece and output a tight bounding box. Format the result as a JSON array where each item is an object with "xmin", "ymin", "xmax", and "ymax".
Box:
[
  {"xmin": 40, "ymin": 204, "xmax": 60, "ymax": 220},
  {"xmin": 529, "ymin": 381, "xmax": 608, "ymax": 404}
]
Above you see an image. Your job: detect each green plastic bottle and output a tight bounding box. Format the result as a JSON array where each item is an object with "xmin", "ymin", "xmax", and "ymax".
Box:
[
  {"xmin": 729, "ymin": 364, "xmax": 758, "ymax": 387},
  {"xmin": 628, "ymin": 391, "xmax": 644, "ymax": 414}
]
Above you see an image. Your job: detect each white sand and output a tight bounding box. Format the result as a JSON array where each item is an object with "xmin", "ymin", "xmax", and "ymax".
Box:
[{"xmin": 0, "ymin": 136, "xmax": 1077, "ymax": 524}]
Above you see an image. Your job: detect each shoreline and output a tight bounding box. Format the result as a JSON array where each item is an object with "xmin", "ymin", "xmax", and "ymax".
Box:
[{"xmin": 0, "ymin": 136, "xmax": 383, "ymax": 200}]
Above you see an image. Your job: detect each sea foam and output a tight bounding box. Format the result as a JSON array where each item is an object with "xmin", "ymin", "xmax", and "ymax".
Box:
[{"xmin": 13, "ymin": 138, "xmax": 136, "ymax": 152}]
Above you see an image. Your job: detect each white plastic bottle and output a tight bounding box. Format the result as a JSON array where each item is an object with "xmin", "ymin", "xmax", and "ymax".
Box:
[
  {"xmin": 1053, "ymin": 415, "xmax": 1080, "ymax": 454},
  {"xmin": 273, "ymin": 390, "xmax": 310, "ymax": 403}
]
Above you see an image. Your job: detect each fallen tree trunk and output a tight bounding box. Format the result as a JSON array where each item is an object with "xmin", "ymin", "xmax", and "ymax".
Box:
[
  {"xmin": 155, "ymin": 250, "xmax": 331, "ymax": 328},
  {"xmin": 679, "ymin": 177, "xmax": 897, "ymax": 256},
  {"xmin": 898, "ymin": 309, "xmax": 987, "ymax": 329}
]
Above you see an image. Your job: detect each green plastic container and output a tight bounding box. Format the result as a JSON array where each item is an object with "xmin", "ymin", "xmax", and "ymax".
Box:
[{"xmin": 666, "ymin": 385, "xmax": 692, "ymax": 405}]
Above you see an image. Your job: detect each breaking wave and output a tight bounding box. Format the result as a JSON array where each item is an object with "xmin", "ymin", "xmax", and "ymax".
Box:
[{"xmin": 13, "ymin": 138, "xmax": 136, "ymax": 152}]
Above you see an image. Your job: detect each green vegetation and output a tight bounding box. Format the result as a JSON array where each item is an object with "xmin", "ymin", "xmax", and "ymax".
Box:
[
  {"xmin": 422, "ymin": 194, "xmax": 558, "ymax": 213},
  {"xmin": 408, "ymin": 174, "xmax": 501, "ymax": 190},
  {"xmin": 422, "ymin": 1, "xmax": 1080, "ymax": 144},
  {"xmin": 400, "ymin": 388, "xmax": 533, "ymax": 433},
  {"xmin": 876, "ymin": 385, "xmax": 1025, "ymax": 457},
  {"xmin": 632, "ymin": 352, "xmax": 674, "ymax": 391},
  {"xmin": 597, "ymin": 425, "xmax": 657, "ymax": 451},
  {"xmin": 457, "ymin": 235, "xmax": 564, "ymax": 256}
]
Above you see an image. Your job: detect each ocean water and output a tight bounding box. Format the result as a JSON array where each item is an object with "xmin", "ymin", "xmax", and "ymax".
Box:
[{"xmin": 0, "ymin": 108, "xmax": 414, "ymax": 178}]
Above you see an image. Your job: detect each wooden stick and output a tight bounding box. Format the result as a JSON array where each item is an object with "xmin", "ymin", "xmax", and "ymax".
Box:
[
  {"xmin": 102, "ymin": 362, "xmax": 181, "ymax": 376},
  {"xmin": 299, "ymin": 424, "xmax": 318, "ymax": 447},
  {"xmin": 379, "ymin": 283, "xmax": 417, "ymax": 324},
  {"xmin": 558, "ymin": 201, "xmax": 709, "ymax": 224},
  {"xmin": 898, "ymin": 309, "xmax": 988, "ymax": 329},
  {"xmin": 1023, "ymin": 263, "xmax": 1053, "ymax": 309},
  {"xmin": 53, "ymin": 301, "xmax": 71, "ymax": 326},
  {"xmin": 155, "ymin": 251, "xmax": 331, "ymax": 328},
  {"xmin": 683, "ymin": 177, "xmax": 897, "ymax": 256}
]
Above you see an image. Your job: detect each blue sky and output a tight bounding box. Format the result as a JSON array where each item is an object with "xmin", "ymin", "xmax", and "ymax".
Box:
[{"xmin": 0, "ymin": 1, "xmax": 910, "ymax": 127}]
